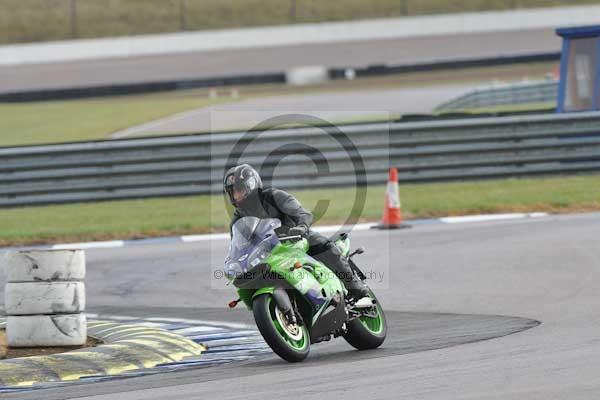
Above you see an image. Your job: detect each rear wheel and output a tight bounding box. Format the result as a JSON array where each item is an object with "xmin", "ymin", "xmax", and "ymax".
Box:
[
  {"xmin": 343, "ymin": 290, "xmax": 387, "ymax": 350},
  {"xmin": 253, "ymin": 294, "xmax": 310, "ymax": 362}
]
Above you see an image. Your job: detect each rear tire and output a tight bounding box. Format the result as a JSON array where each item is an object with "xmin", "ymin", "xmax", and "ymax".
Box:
[
  {"xmin": 343, "ymin": 290, "xmax": 387, "ymax": 350},
  {"xmin": 253, "ymin": 294, "xmax": 310, "ymax": 362}
]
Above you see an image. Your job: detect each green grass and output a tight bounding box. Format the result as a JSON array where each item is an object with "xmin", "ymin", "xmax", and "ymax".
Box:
[
  {"xmin": 0, "ymin": 61, "xmax": 557, "ymax": 147},
  {"xmin": 1, "ymin": 0, "xmax": 599, "ymax": 44},
  {"xmin": 2, "ymin": 175, "xmax": 599, "ymax": 246},
  {"xmin": 0, "ymin": 95, "xmax": 227, "ymax": 147},
  {"xmin": 440, "ymin": 101, "xmax": 556, "ymax": 115}
]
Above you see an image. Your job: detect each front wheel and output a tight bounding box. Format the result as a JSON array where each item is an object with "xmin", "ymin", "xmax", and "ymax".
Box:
[
  {"xmin": 343, "ymin": 290, "xmax": 387, "ymax": 350},
  {"xmin": 252, "ymin": 294, "xmax": 310, "ymax": 362}
]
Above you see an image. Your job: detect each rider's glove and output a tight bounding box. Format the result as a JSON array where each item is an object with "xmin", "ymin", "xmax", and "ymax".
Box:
[{"xmin": 288, "ymin": 224, "xmax": 308, "ymax": 237}]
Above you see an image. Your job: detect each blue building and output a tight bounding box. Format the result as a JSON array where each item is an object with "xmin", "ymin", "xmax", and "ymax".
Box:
[{"xmin": 556, "ymin": 25, "xmax": 600, "ymax": 113}]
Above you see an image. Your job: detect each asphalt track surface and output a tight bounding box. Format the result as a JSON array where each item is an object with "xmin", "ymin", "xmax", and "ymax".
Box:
[
  {"xmin": 0, "ymin": 28, "xmax": 559, "ymax": 93},
  {"xmin": 1, "ymin": 212, "xmax": 599, "ymax": 399}
]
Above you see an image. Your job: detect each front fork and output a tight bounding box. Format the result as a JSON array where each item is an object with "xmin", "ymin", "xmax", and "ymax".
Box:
[
  {"xmin": 234, "ymin": 286, "xmax": 294, "ymax": 311},
  {"xmin": 272, "ymin": 288, "xmax": 293, "ymax": 315},
  {"xmin": 246, "ymin": 287, "xmax": 300, "ymax": 326}
]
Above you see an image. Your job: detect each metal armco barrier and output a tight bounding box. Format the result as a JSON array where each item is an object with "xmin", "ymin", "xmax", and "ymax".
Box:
[
  {"xmin": 1, "ymin": 111, "xmax": 600, "ymax": 207},
  {"xmin": 435, "ymin": 81, "xmax": 558, "ymax": 112}
]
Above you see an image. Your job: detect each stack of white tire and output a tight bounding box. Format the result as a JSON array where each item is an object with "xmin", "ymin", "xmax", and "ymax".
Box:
[{"xmin": 3, "ymin": 250, "xmax": 87, "ymax": 347}]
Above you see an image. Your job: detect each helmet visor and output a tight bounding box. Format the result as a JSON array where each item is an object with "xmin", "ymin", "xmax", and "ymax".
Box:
[{"xmin": 225, "ymin": 174, "xmax": 254, "ymax": 204}]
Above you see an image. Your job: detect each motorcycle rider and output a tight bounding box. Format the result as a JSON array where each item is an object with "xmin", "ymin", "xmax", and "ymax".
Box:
[{"xmin": 224, "ymin": 164, "xmax": 370, "ymax": 302}]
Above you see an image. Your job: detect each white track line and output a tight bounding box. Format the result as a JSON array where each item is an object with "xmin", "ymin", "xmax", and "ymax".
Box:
[
  {"xmin": 111, "ymin": 108, "xmax": 210, "ymax": 139},
  {"xmin": 52, "ymin": 240, "xmax": 125, "ymax": 250},
  {"xmin": 439, "ymin": 212, "xmax": 547, "ymax": 224},
  {"xmin": 143, "ymin": 317, "xmax": 253, "ymax": 330},
  {"xmin": 181, "ymin": 233, "xmax": 230, "ymax": 242},
  {"xmin": 7, "ymin": 213, "xmax": 549, "ymax": 251}
]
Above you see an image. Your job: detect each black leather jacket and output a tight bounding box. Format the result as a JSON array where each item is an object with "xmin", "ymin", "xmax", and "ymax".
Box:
[{"xmin": 230, "ymin": 188, "xmax": 313, "ymax": 236}]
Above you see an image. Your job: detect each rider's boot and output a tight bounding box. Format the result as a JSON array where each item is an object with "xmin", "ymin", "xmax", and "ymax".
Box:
[
  {"xmin": 313, "ymin": 243, "xmax": 370, "ymax": 302},
  {"xmin": 345, "ymin": 278, "xmax": 371, "ymax": 304}
]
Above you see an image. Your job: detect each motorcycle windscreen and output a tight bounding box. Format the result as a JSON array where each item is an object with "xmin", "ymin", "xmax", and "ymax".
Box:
[{"xmin": 224, "ymin": 217, "xmax": 281, "ymax": 279}]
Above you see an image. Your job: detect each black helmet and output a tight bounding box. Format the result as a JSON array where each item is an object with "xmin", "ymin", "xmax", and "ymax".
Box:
[{"xmin": 223, "ymin": 164, "xmax": 263, "ymax": 206}]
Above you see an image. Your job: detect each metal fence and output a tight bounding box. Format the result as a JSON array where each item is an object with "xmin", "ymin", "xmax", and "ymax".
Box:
[
  {"xmin": 1, "ymin": 111, "xmax": 600, "ymax": 208},
  {"xmin": 435, "ymin": 81, "xmax": 558, "ymax": 112}
]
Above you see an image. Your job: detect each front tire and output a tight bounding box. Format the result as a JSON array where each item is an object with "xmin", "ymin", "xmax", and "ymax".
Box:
[
  {"xmin": 253, "ymin": 294, "xmax": 310, "ymax": 362},
  {"xmin": 343, "ymin": 290, "xmax": 387, "ymax": 350}
]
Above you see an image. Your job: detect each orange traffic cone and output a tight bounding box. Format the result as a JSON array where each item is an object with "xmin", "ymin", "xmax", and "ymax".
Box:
[{"xmin": 373, "ymin": 167, "xmax": 410, "ymax": 230}]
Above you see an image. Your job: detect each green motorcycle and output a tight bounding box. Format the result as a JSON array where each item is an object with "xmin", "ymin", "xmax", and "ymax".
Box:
[{"xmin": 224, "ymin": 217, "xmax": 387, "ymax": 362}]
